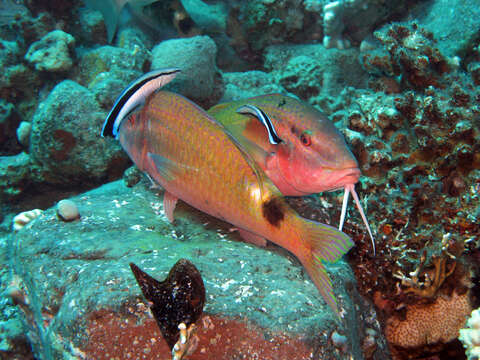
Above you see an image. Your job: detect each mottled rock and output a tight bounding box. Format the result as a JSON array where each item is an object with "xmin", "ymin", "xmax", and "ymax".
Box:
[
  {"xmin": 29, "ymin": 80, "xmax": 129, "ymax": 185},
  {"xmin": 220, "ymin": 71, "xmax": 289, "ymax": 102},
  {"xmin": 11, "ymin": 179, "xmax": 384, "ymax": 359},
  {"xmin": 0, "ymin": 99, "xmax": 21, "ymax": 155},
  {"xmin": 0, "ymin": 152, "xmax": 31, "ymax": 202},
  {"xmin": 25, "ymin": 30, "xmax": 75, "ymax": 72},
  {"xmin": 264, "ymin": 43, "xmax": 368, "ymax": 99},
  {"xmin": 321, "ymin": 0, "xmax": 411, "ymax": 49},
  {"xmin": 151, "ymin": 36, "xmax": 223, "ymax": 107},
  {"xmin": 75, "ymin": 45, "xmax": 149, "ymax": 89},
  {"xmin": 409, "ymin": 0, "xmax": 480, "ymax": 58},
  {"xmin": 77, "ymin": 7, "xmax": 107, "ymax": 45}
]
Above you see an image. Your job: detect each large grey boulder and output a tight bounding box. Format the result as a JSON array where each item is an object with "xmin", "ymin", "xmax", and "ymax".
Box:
[
  {"xmin": 151, "ymin": 35, "xmax": 223, "ymax": 107},
  {"xmin": 29, "ymin": 80, "xmax": 129, "ymax": 185},
  {"xmin": 10, "ymin": 179, "xmax": 386, "ymax": 359},
  {"xmin": 264, "ymin": 44, "xmax": 368, "ymax": 100}
]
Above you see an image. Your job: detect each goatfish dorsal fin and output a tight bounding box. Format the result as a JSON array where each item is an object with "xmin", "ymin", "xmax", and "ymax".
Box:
[
  {"xmin": 236, "ymin": 104, "xmax": 283, "ymax": 145},
  {"xmin": 101, "ymin": 68, "xmax": 181, "ymax": 138}
]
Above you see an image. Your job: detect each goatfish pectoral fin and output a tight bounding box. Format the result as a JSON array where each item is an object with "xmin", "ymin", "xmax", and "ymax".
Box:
[
  {"xmin": 101, "ymin": 68, "xmax": 181, "ymax": 138},
  {"xmin": 236, "ymin": 104, "xmax": 283, "ymax": 145},
  {"xmin": 147, "ymin": 152, "xmax": 180, "ymax": 182},
  {"xmin": 147, "ymin": 152, "xmax": 201, "ymax": 182},
  {"xmin": 299, "ymin": 220, "xmax": 354, "ymax": 316}
]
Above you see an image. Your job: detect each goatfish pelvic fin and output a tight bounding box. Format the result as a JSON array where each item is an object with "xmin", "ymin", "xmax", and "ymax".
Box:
[{"xmin": 101, "ymin": 68, "xmax": 181, "ymax": 138}]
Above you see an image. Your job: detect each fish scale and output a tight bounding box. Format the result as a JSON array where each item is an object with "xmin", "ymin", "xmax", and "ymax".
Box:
[
  {"xmin": 105, "ymin": 71, "xmax": 354, "ymax": 315},
  {"xmin": 134, "ymin": 92, "xmax": 261, "ymax": 226}
]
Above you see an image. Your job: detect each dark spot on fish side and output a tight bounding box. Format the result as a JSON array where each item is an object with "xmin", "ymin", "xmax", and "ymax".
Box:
[
  {"xmin": 262, "ymin": 197, "xmax": 285, "ymax": 227},
  {"xmin": 278, "ymin": 99, "xmax": 286, "ymax": 108}
]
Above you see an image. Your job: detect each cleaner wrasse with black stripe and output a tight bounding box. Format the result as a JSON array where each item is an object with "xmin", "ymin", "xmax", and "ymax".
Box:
[
  {"xmin": 102, "ymin": 69, "xmax": 354, "ymax": 315},
  {"xmin": 208, "ymin": 95, "xmax": 375, "ymax": 254}
]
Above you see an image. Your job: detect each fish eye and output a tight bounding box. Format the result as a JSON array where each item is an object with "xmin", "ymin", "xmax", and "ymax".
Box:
[{"xmin": 300, "ymin": 133, "xmax": 311, "ymax": 146}]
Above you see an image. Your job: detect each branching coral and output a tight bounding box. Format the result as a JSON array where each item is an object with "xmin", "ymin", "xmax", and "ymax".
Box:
[{"xmin": 393, "ymin": 234, "xmax": 457, "ymax": 298}]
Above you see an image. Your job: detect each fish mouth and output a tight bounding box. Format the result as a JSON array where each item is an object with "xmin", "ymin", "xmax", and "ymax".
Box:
[{"xmin": 335, "ymin": 167, "xmax": 361, "ymax": 185}]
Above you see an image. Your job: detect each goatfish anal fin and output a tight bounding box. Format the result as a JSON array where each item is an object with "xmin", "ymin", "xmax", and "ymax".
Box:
[
  {"xmin": 236, "ymin": 104, "xmax": 283, "ymax": 145},
  {"xmin": 101, "ymin": 68, "xmax": 181, "ymax": 138}
]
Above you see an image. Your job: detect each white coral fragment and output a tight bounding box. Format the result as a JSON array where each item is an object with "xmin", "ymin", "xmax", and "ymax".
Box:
[
  {"xmin": 13, "ymin": 209, "xmax": 43, "ymax": 231},
  {"xmin": 459, "ymin": 308, "xmax": 480, "ymax": 360}
]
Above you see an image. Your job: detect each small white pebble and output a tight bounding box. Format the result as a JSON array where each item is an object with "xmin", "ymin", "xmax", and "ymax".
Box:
[
  {"xmin": 331, "ymin": 330, "xmax": 348, "ymax": 349},
  {"xmin": 57, "ymin": 199, "xmax": 80, "ymax": 222}
]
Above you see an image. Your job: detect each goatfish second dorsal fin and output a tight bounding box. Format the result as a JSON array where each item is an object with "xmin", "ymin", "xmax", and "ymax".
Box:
[
  {"xmin": 101, "ymin": 68, "xmax": 181, "ymax": 138},
  {"xmin": 236, "ymin": 104, "xmax": 283, "ymax": 145}
]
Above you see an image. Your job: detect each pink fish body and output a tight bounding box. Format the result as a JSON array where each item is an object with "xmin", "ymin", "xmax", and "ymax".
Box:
[
  {"xmin": 208, "ymin": 94, "xmax": 359, "ymax": 195},
  {"xmin": 209, "ymin": 95, "xmax": 375, "ymax": 252},
  {"xmin": 102, "ymin": 70, "xmax": 354, "ymax": 314}
]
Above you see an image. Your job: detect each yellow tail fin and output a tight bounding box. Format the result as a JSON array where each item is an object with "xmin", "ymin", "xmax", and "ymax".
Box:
[{"xmin": 298, "ymin": 219, "xmax": 354, "ymax": 315}]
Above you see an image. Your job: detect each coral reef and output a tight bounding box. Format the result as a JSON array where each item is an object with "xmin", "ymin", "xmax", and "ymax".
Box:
[
  {"xmin": 385, "ymin": 291, "xmax": 472, "ymax": 359},
  {"xmin": 12, "ymin": 209, "xmax": 43, "ymax": 232},
  {"xmin": 83, "ymin": 310, "xmax": 315, "ymax": 360},
  {"xmin": 264, "ymin": 43, "xmax": 368, "ymax": 99},
  {"xmin": 0, "ymin": 0, "xmax": 479, "ymax": 358}
]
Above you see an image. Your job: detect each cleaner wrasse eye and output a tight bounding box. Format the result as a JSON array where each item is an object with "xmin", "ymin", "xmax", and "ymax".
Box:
[
  {"xmin": 208, "ymin": 95, "xmax": 375, "ymax": 254},
  {"xmin": 102, "ymin": 71, "xmax": 354, "ymax": 316}
]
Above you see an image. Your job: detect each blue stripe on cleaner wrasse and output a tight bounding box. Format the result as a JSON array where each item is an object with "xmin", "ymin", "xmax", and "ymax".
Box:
[
  {"xmin": 101, "ymin": 68, "xmax": 181, "ymax": 138},
  {"xmin": 237, "ymin": 104, "xmax": 283, "ymax": 145},
  {"xmin": 101, "ymin": 69, "xmax": 354, "ymax": 316}
]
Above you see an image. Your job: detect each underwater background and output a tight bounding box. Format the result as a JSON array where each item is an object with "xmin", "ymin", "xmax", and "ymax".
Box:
[{"xmin": 0, "ymin": 0, "xmax": 479, "ymax": 359}]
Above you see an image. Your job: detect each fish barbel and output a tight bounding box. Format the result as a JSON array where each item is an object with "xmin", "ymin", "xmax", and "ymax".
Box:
[
  {"xmin": 208, "ymin": 95, "xmax": 375, "ymax": 253},
  {"xmin": 102, "ymin": 70, "xmax": 354, "ymax": 315}
]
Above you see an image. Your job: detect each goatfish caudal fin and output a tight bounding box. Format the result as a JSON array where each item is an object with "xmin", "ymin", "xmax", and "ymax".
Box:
[
  {"xmin": 298, "ymin": 219, "xmax": 354, "ymax": 316},
  {"xmin": 339, "ymin": 184, "xmax": 376, "ymax": 255},
  {"xmin": 101, "ymin": 68, "xmax": 181, "ymax": 138}
]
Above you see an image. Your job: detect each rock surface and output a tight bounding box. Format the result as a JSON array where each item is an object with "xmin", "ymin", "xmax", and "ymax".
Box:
[
  {"xmin": 25, "ymin": 30, "xmax": 75, "ymax": 72},
  {"xmin": 29, "ymin": 80, "xmax": 129, "ymax": 185},
  {"xmin": 264, "ymin": 44, "xmax": 369, "ymax": 99},
  {"xmin": 10, "ymin": 179, "xmax": 385, "ymax": 359},
  {"xmin": 151, "ymin": 36, "xmax": 223, "ymax": 107}
]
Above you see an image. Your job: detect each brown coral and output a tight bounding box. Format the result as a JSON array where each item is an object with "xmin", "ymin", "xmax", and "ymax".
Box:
[
  {"xmin": 393, "ymin": 250, "xmax": 456, "ymax": 298},
  {"xmin": 385, "ymin": 291, "xmax": 472, "ymax": 358}
]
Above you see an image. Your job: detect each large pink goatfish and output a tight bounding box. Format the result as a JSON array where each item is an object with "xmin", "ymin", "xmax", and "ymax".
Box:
[
  {"xmin": 101, "ymin": 69, "xmax": 354, "ymax": 315},
  {"xmin": 208, "ymin": 95, "xmax": 375, "ymax": 253}
]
